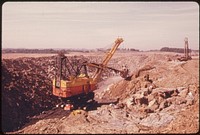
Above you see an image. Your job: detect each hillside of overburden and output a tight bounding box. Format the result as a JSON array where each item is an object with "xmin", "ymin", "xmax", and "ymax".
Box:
[{"xmin": 2, "ymin": 52, "xmax": 199, "ymax": 134}]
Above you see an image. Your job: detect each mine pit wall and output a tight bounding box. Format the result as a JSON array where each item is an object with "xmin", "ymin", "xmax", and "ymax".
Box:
[
  {"xmin": 1, "ymin": 55, "xmax": 113, "ymax": 132},
  {"xmin": 1, "ymin": 56, "xmax": 61, "ymax": 132}
]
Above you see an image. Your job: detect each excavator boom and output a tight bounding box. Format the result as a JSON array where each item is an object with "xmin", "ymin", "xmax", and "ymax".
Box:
[
  {"xmin": 83, "ymin": 62, "xmax": 129, "ymax": 79},
  {"xmin": 92, "ymin": 38, "xmax": 124, "ymax": 82}
]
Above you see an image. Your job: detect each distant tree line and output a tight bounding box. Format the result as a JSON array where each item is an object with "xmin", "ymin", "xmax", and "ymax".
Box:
[
  {"xmin": 6, "ymin": 47, "xmax": 197, "ymax": 54},
  {"xmin": 2, "ymin": 49, "xmax": 91, "ymax": 53},
  {"xmin": 119, "ymin": 48, "xmax": 140, "ymax": 51},
  {"xmin": 160, "ymin": 47, "xmax": 192, "ymax": 53},
  {"xmin": 112, "ymin": 48, "xmax": 140, "ymax": 51},
  {"xmin": 2, "ymin": 47, "xmax": 141, "ymax": 54},
  {"xmin": 97, "ymin": 48, "xmax": 140, "ymax": 52}
]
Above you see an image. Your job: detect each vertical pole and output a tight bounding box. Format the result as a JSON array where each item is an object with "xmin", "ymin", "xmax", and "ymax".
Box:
[{"xmin": 184, "ymin": 37, "xmax": 188, "ymax": 59}]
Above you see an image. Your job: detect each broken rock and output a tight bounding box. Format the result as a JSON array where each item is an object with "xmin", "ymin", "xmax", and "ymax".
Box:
[
  {"xmin": 147, "ymin": 99, "xmax": 159, "ymax": 112},
  {"xmin": 186, "ymin": 92, "xmax": 194, "ymax": 105}
]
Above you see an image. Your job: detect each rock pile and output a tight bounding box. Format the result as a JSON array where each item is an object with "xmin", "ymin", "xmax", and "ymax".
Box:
[
  {"xmin": 2, "ymin": 56, "xmax": 59, "ymax": 132},
  {"xmin": 122, "ymin": 86, "xmax": 196, "ymax": 114},
  {"xmin": 99, "ymin": 61, "xmax": 198, "ymax": 131}
]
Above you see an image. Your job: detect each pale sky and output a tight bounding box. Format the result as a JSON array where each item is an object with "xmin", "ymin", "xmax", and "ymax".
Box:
[{"xmin": 2, "ymin": 2, "xmax": 199, "ymax": 50}]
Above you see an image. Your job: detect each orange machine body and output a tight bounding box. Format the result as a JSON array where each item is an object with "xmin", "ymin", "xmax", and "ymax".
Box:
[{"xmin": 53, "ymin": 76, "xmax": 97, "ymax": 98}]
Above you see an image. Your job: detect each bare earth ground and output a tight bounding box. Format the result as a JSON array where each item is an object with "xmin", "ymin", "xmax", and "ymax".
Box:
[{"xmin": 2, "ymin": 51, "xmax": 199, "ymax": 134}]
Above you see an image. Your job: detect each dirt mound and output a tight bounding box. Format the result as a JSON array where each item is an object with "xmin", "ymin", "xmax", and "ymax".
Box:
[
  {"xmin": 2, "ymin": 56, "xmax": 59, "ymax": 132},
  {"xmin": 98, "ymin": 54, "xmax": 199, "ymax": 133}
]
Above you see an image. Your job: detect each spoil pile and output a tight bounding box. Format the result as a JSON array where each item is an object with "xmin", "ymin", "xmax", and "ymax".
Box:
[
  {"xmin": 96, "ymin": 53, "xmax": 199, "ymax": 133},
  {"xmin": 2, "ymin": 56, "xmax": 58, "ymax": 131}
]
